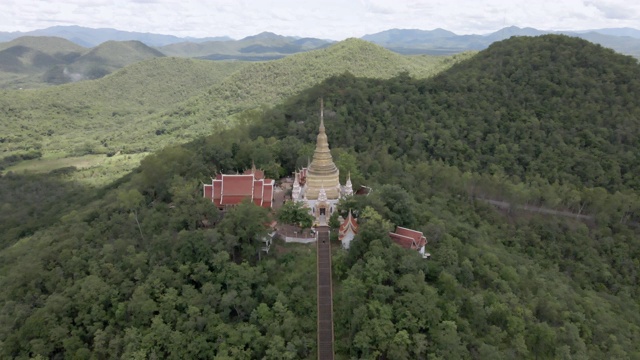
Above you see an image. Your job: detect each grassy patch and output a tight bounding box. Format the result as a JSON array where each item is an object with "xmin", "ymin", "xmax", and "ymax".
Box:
[{"xmin": 4, "ymin": 152, "xmax": 149, "ymax": 186}]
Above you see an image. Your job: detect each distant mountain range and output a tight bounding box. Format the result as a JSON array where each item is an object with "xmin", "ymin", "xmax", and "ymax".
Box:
[
  {"xmin": 158, "ymin": 31, "xmax": 332, "ymax": 60},
  {"xmin": 1, "ymin": 25, "xmax": 639, "ymax": 89},
  {"xmin": 0, "ymin": 36, "xmax": 165, "ymax": 88},
  {"xmin": 362, "ymin": 26, "xmax": 640, "ymax": 56},
  {"xmin": 0, "ymin": 25, "xmax": 231, "ymax": 47},
  {"xmin": 1, "ymin": 25, "xmax": 639, "ymax": 56}
]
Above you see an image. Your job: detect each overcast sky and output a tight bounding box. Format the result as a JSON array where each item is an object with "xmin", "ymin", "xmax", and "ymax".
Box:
[{"xmin": 0, "ymin": 0, "xmax": 638, "ymax": 40}]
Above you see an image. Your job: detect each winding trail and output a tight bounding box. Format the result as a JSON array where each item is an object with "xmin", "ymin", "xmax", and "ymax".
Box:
[{"xmin": 316, "ymin": 226, "xmax": 334, "ymax": 359}]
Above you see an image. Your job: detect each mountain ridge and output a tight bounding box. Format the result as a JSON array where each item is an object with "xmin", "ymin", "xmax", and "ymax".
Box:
[
  {"xmin": 2, "ymin": 25, "xmax": 639, "ymax": 57},
  {"xmin": 363, "ymin": 26, "xmax": 640, "ymax": 56},
  {"xmin": 0, "ymin": 25, "xmax": 231, "ymax": 47}
]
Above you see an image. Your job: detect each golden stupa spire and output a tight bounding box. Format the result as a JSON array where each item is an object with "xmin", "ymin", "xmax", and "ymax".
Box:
[
  {"xmin": 305, "ymin": 98, "xmax": 340, "ymax": 200},
  {"xmin": 320, "ymin": 98, "xmax": 325, "ymax": 132}
]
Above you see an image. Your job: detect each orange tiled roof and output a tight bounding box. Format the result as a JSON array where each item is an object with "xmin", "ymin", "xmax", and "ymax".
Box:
[
  {"xmin": 389, "ymin": 226, "xmax": 427, "ymax": 250},
  {"xmin": 204, "ymin": 172, "xmax": 274, "ymax": 209},
  {"xmin": 339, "ymin": 211, "xmax": 358, "ymax": 241}
]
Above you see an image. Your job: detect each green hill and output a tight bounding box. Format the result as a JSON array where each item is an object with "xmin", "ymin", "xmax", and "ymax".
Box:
[
  {"xmin": 0, "ymin": 57, "xmax": 246, "ymax": 164},
  {"xmin": 253, "ymin": 35, "xmax": 640, "ymax": 359},
  {"xmin": 53, "ymin": 40, "xmax": 166, "ymax": 81},
  {"xmin": 267, "ymin": 36, "xmax": 640, "ymax": 192},
  {"xmin": 1, "ymin": 39, "xmax": 470, "ymax": 185},
  {"xmin": 1, "ymin": 35, "xmax": 639, "ymax": 359},
  {"xmin": 160, "ymin": 38, "xmax": 473, "ymax": 131},
  {"xmin": 0, "ymin": 36, "xmax": 86, "ymax": 88},
  {"xmin": 0, "ymin": 38, "xmax": 169, "ymax": 87},
  {"xmin": 0, "ymin": 35, "xmax": 86, "ymax": 54},
  {"xmin": 0, "ymin": 37, "xmax": 168, "ymax": 88}
]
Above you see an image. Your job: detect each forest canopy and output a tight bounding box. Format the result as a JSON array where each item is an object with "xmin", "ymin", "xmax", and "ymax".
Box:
[{"xmin": 0, "ymin": 34, "xmax": 639, "ymax": 359}]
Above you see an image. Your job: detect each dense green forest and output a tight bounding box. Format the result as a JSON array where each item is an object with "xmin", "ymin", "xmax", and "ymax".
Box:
[{"xmin": 1, "ymin": 34, "xmax": 639, "ymax": 359}]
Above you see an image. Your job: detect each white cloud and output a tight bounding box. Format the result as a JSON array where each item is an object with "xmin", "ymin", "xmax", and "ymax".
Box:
[{"xmin": 585, "ymin": 0, "xmax": 638, "ymax": 20}]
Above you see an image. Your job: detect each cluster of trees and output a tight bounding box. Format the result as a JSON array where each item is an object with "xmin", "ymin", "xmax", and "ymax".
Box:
[
  {"xmin": 277, "ymin": 201, "xmax": 314, "ymax": 229},
  {"xmin": 0, "ymin": 161, "xmax": 318, "ymax": 358},
  {"xmin": 1, "ymin": 34, "xmax": 639, "ymax": 358}
]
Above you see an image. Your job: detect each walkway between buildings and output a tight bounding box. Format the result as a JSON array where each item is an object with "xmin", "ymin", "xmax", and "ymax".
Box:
[{"xmin": 316, "ymin": 226, "xmax": 334, "ymax": 359}]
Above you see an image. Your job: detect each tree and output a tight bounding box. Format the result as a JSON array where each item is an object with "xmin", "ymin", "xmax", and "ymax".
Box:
[
  {"xmin": 328, "ymin": 211, "xmax": 340, "ymax": 229},
  {"xmin": 118, "ymin": 189, "xmax": 145, "ymax": 241},
  {"xmin": 277, "ymin": 201, "xmax": 313, "ymax": 229},
  {"xmin": 219, "ymin": 199, "xmax": 271, "ymax": 262}
]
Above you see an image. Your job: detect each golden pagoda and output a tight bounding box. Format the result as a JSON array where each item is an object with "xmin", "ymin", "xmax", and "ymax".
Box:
[{"xmin": 305, "ymin": 100, "xmax": 340, "ymax": 200}]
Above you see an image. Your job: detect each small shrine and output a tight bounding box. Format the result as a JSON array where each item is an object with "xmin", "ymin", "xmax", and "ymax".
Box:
[
  {"xmin": 389, "ymin": 226, "xmax": 430, "ymax": 259},
  {"xmin": 338, "ymin": 210, "xmax": 358, "ymax": 249}
]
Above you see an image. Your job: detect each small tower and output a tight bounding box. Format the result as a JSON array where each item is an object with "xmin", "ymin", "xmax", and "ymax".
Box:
[
  {"xmin": 292, "ymin": 171, "xmax": 301, "ymax": 200},
  {"xmin": 343, "ymin": 172, "xmax": 354, "ymax": 197}
]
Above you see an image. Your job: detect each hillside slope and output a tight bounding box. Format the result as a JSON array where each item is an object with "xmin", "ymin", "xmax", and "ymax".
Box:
[
  {"xmin": 246, "ymin": 36, "xmax": 640, "ymax": 357},
  {"xmin": 165, "ymin": 38, "xmax": 473, "ymax": 127},
  {"xmin": 0, "ymin": 36, "xmax": 86, "ymax": 87},
  {"xmin": 0, "ymin": 57, "xmax": 245, "ymax": 160},
  {"xmin": 0, "ymin": 39, "xmax": 470, "ymax": 169},
  {"xmin": 259, "ymin": 35, "xmax": 640, "ymax": 193},
  {"xmin": 53, "ymin": 40, "xmax": 166, "ymax": 81},
  {"xmin": 0, "ymin": 36, "xmax": 86, "ymax": 53}
]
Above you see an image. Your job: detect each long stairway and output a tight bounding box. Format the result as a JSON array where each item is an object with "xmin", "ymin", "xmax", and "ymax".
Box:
[{"xmin": 316, "ymin": 226, "xmax": 334, "ymax": 359}]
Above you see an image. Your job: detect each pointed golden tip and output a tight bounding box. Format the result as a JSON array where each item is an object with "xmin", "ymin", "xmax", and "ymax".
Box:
[{"xmin": 319, "ymin": 97, "xmax": 325, "ymax": 132}]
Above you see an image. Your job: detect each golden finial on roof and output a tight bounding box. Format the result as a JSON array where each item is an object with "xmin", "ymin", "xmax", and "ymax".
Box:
[{"xmin": 319, "ymin": 98, "xmax": 325, "ymax": 132}]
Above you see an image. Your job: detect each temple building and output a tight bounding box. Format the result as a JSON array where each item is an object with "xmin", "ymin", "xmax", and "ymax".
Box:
[
  {"xmin": 338, "ymin": 210, "xmax": 358, "ymax": 249},
  {"xmin": 203, "ymin": 164, "xmax": 274, "ymax": 209},
  {"xmin": 389, "ymin": 226, "xmax": 430, "ymax": 259},
  {"xmin": 291, "ymin": 101, "xmax": 353, "ymax": 225}
]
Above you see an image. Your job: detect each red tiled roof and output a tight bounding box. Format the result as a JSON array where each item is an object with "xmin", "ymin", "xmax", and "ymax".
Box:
[
  {"xmin": 203, "ymin": 184, "xmax": 213, "ymax": 199},
  {"xmin": 222, "ymin": 174, "xmax": 254, "ymax": 196},
  {"xmin": 253, "ymin": 179, "xmax": 264, "ymax": 205},
  {"xmin": 339, "ymin": 211, "xmax": 358, "ymax": 241},
  {"xmin": 389, "ymin": 226, "xmax": 427, "ymax": 250},
  {"xmin": 395, "ymin": 226, "xmax": 427, "ymax": 247},
  {"xmin": 212, "ymin": 179, "xmax": 222, "ymax": 207},
  {"xmin": 204, "ymin": 173, "xmax": 274, "ymax": 209},
  {"xmin": 244, "ymin": 167, "xmax": 265, "ymax": 180},
  {"xmin": 389, "ymin": 233, "xmax": 416, "ymax": 249},
  {"xmin": 262, "ymin": 181, "xmax": 274, "ymax": 208}
]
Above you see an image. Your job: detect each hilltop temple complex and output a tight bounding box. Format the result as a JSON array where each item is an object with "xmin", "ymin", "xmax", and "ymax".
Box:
[{"xmin": 202, "ymin": 99, "xmax": 429, "ymax": 257}]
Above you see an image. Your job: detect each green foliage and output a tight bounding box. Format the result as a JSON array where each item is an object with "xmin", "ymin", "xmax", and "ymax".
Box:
[
  {"xmin": 219, "ymin": 199, "xmax": 271, "ymax": 263},
  {"xmin": 257, "ymin": 36, "xmax": 640, "ymax": 194},
  {"xmin": 277, "ymin": 200, "xmax": 314, "ymax": 229}
]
